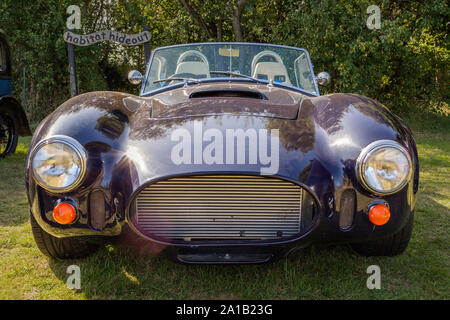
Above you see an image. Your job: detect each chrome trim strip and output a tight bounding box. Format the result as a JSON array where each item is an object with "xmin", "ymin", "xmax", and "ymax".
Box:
[
  {"xmin": 356, "ymin": 139, "xmax": 413, "ymax": 195},
  {"xmin": 30, "ymin": 135, "xmax": 87, "ymax": 193}
]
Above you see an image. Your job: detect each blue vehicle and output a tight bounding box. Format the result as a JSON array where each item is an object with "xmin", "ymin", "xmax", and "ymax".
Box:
[{"xmin": 0, "ymin": 30, "xmax": 31, "ymax": 156}]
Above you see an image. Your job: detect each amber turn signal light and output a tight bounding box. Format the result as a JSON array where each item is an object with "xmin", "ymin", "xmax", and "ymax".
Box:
[
  {"xmin": 368, "ymin": 204, "xmax": 390, "ymax": 226},
  {"xmin": 53, "ymin": 202, "xmax": 77, "ymax": 225}
]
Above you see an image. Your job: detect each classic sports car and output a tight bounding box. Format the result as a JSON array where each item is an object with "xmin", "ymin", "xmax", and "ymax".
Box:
[
  {"xmin": 26, "ymin": 43, "xmax": 419, "ymax": 263},
  {"xmin": 0, "ymin": 30, "xmax": 31, "ymax": 157}
]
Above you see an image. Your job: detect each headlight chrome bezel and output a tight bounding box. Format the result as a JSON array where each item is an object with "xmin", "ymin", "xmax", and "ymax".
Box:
[
  {"xmin": 356, "ymin": 140, "xmax": 413, "ymax": 195},
  {"xmin": 31, "ymin": 135, "xmax": 87, "ymax": 193}
]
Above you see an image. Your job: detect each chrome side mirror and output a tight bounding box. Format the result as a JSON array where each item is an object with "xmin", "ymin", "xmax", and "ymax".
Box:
[
  {"xmin": 128, "ymin": 70, "xmax": 143, "ymax": 85},
  {"xmin": 316, "ymin": 72, "xmax": 330, "ymax": 86}
]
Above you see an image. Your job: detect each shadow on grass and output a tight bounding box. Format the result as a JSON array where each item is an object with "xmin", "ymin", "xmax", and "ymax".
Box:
[
  {"xmin": 47, "ymin": 243, "xmax": 363, "ymax": 300},
  {"xmin": 404, "ymin": 107, "xmax": 449, "ymax": 134}
]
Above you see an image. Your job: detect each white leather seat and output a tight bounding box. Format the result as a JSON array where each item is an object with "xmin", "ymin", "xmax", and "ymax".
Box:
[
  {"xmin": 174, "ymin": 50, "xmax": 210, "ymax": 78},
  {"xmin": 175, "ymin": 61, "xmax": 210, "ymax": 78},
  {"xmin": 294, "ymin": 53, "xmax": 315, "ymax": 92},
  {"xmin": 252, "ymin": 61, "xmax": 291, "ymax": 85},
  {"xmin": 150, "ymin": 56, "xmax": 166, "ymax": 81}
]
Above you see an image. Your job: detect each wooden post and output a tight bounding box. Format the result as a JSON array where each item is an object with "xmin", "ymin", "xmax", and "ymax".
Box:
[
  {"xmin": 143, "ymin": 26, "xmax": 151, "ymax": 67},
  {"xmin": 66, "ymin": 29, "xmax": 78, "ymax": 97},
  {"xmin": 23, "ymin": 67, "xmax": 26, "ymax": 111}
]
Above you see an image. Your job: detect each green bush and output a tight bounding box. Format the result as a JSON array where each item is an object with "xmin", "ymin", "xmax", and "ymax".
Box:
[
  {"xmin": 0, "ymin": 0, "xmax": 110, "ymax": 121},
  {"xmin": 264, "ymin": 0, "xmax": 449, "ymax": 115}
]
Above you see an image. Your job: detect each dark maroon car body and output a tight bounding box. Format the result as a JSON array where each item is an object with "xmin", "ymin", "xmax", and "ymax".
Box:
[{"xmin": 26, "ymin": 44, "xmax": 419, "ymax": 264}]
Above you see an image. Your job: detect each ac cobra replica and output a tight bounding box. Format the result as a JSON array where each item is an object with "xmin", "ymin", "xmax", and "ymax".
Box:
[
  {"xmin": 26, "ymin": 43, "xmax": 419, "ymax": 263},
  {"xmin": 0, "ymin": 30, "xmax": 31, "ymax": 157}
]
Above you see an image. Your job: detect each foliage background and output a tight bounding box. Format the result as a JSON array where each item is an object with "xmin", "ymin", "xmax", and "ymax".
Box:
[{"xmin": 0, "ymin": 0, "xmax": 448, "ymax": 124}]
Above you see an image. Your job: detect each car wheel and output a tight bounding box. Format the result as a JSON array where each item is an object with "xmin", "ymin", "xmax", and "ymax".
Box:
[
  {"xmin": 350, "ymin": 212, "xmax": 414, "ymax": 256},
  {"xmin": 0, "ymin": 112, "xmax": 18, "ymax": 157},
  {"xmin": 30, "ymin": 212, "xmax": 100, "ymax": 259}
]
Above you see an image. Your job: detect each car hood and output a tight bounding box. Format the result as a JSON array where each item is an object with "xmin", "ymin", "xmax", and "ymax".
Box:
[
  {"xmin": 32, "ymin": 89, "xmax": 410, "ymax": 201},
  {"xmin": 146, "ymin": 83, "xmax": 303, "ymax": 120},
  {"xmin": 116, "ymin": 91, "xmax": 405, "ymax": 191}
]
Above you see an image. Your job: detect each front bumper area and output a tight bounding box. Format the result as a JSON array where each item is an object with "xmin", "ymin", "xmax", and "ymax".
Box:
[{"xmin": 28, "ymin": 171, "xmax": 416, "ymax": 263}]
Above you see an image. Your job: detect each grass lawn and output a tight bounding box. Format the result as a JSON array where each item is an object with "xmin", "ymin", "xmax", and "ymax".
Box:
[{"xmin": 0, "ymin": 132, "xmax": 448, "ymax": 300}]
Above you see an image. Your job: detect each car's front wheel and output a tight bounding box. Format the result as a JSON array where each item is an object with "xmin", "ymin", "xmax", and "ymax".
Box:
[
  {"xmin": 0, "ymin": 112, "xmax": 18, "ymax": 157},
  {"xmin": 350, "ymin": 212, "xmax": 414, "ymax": 256},
  {"xmin": 30, "ymin": 212, "xmax": 100, "ymax": 259}
]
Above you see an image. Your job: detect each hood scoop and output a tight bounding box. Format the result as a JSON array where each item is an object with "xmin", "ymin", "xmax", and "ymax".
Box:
[
  {"xmin": 189, "ymin": 89, "xmax": 267, "ymax": 100},
  {"xmin": 150, "ymin": 85, "xmax": 303, "ymax": 120}
]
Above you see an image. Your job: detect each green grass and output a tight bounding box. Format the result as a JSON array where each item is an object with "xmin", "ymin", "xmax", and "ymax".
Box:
[{"xmin": 0, "ymin": 132, "xmax": 448, "ymax": 300}]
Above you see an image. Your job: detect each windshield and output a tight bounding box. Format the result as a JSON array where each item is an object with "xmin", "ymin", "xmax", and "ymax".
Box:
[{"xmin": 142, "ymin": 43, "xmax": 318, "ymax": 96}]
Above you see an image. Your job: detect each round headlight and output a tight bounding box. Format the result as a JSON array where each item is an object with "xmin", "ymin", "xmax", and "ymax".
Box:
[
  {"xmin": 357, "ymin": 140, "xmax": 412, "ymax": 194},
  {"xmin": 31, "ymin": 136, "xmax": 86, "ymax": 192}
]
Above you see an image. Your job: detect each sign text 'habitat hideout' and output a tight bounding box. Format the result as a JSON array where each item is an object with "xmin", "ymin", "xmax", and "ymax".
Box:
[{"xmin": 64, "ymin": 30, "xmax": 151, "ymax": 46}]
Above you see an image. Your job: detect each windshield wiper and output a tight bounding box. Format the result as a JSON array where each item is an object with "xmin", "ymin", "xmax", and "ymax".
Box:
[
  {"xmin": 153, "ymin": 77, "xmax": 201, "ymax": 84},
  {"xmin": 153, "ymin": 71, "xmax": 263, "ymax": 85},
  {"xmin": 210, "ymin": 71, "xmax": 260, "ymax": 82}
]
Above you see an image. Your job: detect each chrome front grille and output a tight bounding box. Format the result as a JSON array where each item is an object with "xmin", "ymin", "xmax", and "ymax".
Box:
[{"xmin": 134, "ymin": 175, "xmax": 303, "ymax": 241}]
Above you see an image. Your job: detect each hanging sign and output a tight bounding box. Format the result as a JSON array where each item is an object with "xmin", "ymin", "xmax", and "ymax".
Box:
[{"xmin": 63, "ymin": 30, "xmax": 151, "ymax": 46}]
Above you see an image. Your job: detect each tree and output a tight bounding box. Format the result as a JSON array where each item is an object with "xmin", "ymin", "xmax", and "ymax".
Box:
[
  {"xmin": 177, "ymin": 0, "xmax": 248, "ymax": 41},
  {"xmin": 232, "ymin": 0, "xmax": 247, "ymax": 41}
]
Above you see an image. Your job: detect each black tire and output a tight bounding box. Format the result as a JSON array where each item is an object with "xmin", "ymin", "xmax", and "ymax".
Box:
[
  {"xmin": 0, "ymin": 112, "xmax": 18, "ymax": 157},
  {"xmin": 30, "ymin": 212, "xmax": 99, "ymax": 259},
  {"xmin": 350, "ymin": 212, "xmax": 414, "ymax": 256}
]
